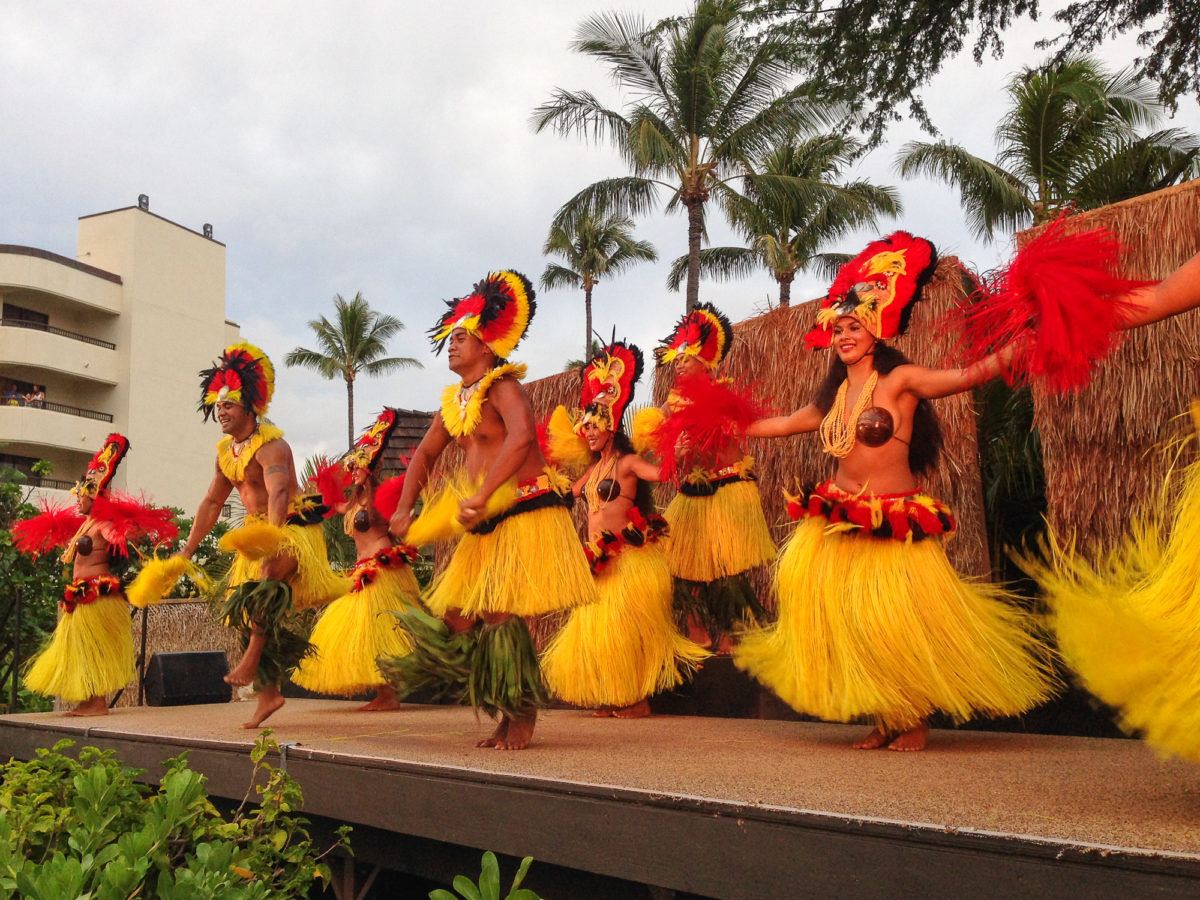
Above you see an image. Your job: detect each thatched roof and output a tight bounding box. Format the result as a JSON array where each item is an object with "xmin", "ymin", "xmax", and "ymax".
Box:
[
  {"xmin": 652, "ymin": 256, "xmax": 991, "ymax": 583},
  {"xmin": 1029, "ymin": 179, "xmax": 1200, "ymax": 553}
]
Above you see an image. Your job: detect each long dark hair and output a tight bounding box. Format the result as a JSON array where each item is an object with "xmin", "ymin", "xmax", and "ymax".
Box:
[
  {"xmin": 593, "ymin": 431, "xmax": 658, "ymax": 518},
  {"xmin": 813, "ymin": 343, "xmax": 943, "ymax": 475}
]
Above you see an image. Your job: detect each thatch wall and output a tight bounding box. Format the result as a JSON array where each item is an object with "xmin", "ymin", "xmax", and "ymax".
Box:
[
  {"xmin": 1029, "ymin": 180, "xmax": 1200, "ymax": 553},
  {"xmin": 652, "ymin": 256, "xmax": 991, "ymax": 585},
  {"xmin": 112, "ymin": 600, "xmax": 239, "ymax": 708}
]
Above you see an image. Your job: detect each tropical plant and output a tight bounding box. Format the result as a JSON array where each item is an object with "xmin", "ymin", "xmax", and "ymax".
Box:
[
  {"xmin": 0, "ymin": 733, "xmax": 349, "ymax": 897},
  {"xmin": 745, "ymin": 1, "xmax": 1200, "ymax": 141},
  {"xmin": 542, "ymin": 212, "xmax": 657, "ymax": 360},
  {"xmin": 533, "ymin": 0, "xmax": 840, "ymax": 312},
  {"xmin": 285, "ymin": 293, "xmax": 422, "ymax": 449},
  {"xmin": 564, "ymin": 339, "xmax": 604, "ymax": 373},
  {"xmin": 430, "ymin": 851, "xmax": 541, "ymax": 900},
  {"xmin": 896, "ymin": 55, "xmax": 1200, "ymax": 240},
  {"xmin": 667, "ymin": 133, "xmax": 900, "ymax": 305}
]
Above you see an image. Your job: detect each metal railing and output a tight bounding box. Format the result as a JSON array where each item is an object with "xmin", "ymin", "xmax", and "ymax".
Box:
[
  {"xmin": 7, "ymin": 401, "xmax": 115, "ymax": 423},
  {"xmin": 0, "ymin": 318, "xmax": 116, "ymax": 350},
  {"xmin": 27, "ymin": 475, "xmax": 76, "ymax": 491}
]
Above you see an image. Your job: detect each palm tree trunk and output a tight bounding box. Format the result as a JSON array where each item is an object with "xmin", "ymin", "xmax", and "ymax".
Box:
[
  {"xmin": 584, "ymin": 283, "xmax": 594, "ymax": 363},
  {"xmin": 778, "ymin": 273, "xmax": 794, "ymax": 308},
  {"xmin": 346, "ymin": 376, "xmax": 355, "ymax": 451},
  {"xmin": 685, "ymin": 199, "xmax": 704, "ymax": 312}
]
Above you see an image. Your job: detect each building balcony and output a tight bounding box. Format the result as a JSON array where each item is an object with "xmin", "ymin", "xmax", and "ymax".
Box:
[
  {"xmin": 0, "ymin": 245, "xmax": 122, "ymax": 315},
  {"xmin": 0, "ymin": 319, "xmax": 118, "ymax": 385},
  {"xmin": 0, "ymin": 403, "xmax": 115, "ymax": 456}
]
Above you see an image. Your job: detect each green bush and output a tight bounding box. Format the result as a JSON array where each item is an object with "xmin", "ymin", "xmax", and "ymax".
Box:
[
  {"xmin": 431, "ymin": 851, "xmax": 541, "ymax": 900},
  {"xmin": 0, "ymin": 732, "xmax": 349, "ymax": 898}
]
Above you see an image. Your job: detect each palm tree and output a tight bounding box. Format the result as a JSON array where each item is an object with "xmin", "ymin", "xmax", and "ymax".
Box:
[
  {"xmin": 667, "ymin": 134, "xmax": 901, "ymax": 306},
  {"xmin": 896, "ymin": 55, "xmax": 1200, "ymax": 240},
  {"xmin": 532, "ymin": 0, "xmax": 841, "ymax": 312},
  {"xmin": 564, "ymin": 339, "xmax": 604, "ymax": 373},
  {"xmin": 542, "ymin": 212, "xmax": 657, "ymax": 360},
  {"xmin": 285, "ymin": 293, "xmax": 422, "ymax": 449}
]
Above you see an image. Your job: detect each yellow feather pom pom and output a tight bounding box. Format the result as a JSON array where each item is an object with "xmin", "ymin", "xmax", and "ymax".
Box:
[
  {"xmin": 547, "ymin": 405, "xmax": 590, "ymax": 474},
  {"xmin": 631, "ymin": 406, "xmax": 665, "ymax": 456},
  {"xmin": 219, "ymin": 521, "xmax": 285, "ymax": 560},
  {"xmin": 128, "ymin": 556, "xmax": 206, "ymax": 609},
  {"xmin": 404, "ymin": 477, "xmax": 520, "ymax": 548}
]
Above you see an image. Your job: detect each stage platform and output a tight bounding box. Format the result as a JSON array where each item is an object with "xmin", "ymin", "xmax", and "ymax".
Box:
[{"xmin": 2, "ymin": 700, "xmax": 1199, "ymax": 898}]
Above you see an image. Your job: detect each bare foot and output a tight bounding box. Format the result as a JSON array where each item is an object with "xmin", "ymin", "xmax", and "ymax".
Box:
[
  {"xmin": 477, "ymin": 717, "xmax": 509, "ymax": 748},
  {"xmin": 887, "ymin": 724, "xmax": 928, "ymax": 752},
  {"xmin": 613, "ymin": 699, "xmax": 651, "ymax": 719},
  {"xmin": 358, "ymin": 686, "xmax": 402, "ymax": 712},
  {"xmin": 591, "ymin": 706, "xmax": 615, "ymax": 718},
  {"xmin": 497, "ymin": 711, "xmax": 537, "ymax": 750},
  {"xmin": 242, "ymin": 687, "xmax": 285, "ymax": 729},
  {"xmin": 66, "ymin": 696, "xmax": 108, "ymax": 717},
  {"xmin": 852, "ymin": 726, "xmax": 892, "ymax": 750},
  {"xmin": 225, "ymin": 631, "xmax": 266, "ymax": 687}
]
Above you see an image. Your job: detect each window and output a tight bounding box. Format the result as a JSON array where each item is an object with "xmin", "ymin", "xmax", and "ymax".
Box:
[{"xmin": 2, "ymin": 303, "xmax": 49, "ymax": 326}]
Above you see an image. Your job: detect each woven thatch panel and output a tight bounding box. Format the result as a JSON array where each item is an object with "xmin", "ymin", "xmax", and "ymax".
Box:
[
  {"xmin": 1030, "ymin": 180, "xmax": 1200, "ymax": 553},
  {"xmin": 652, "ymin": 256, "xmax": 990, "ymax": 585},
  {"xmin": 380, "ymin": 407, "xmax": 434, "ymax": 477},
  {"xmin": 113, "ymin": 600, "xmax": 239, "ymax": 708}
]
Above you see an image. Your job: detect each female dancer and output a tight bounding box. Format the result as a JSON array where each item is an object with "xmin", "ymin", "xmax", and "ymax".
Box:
[
  {"xmin": 735, "ymin": 233, "xmax": 1056, "ymax": 751},
  {"xmin": 14, "ymin": 434, "xmax": 177, "ymax": 715},
  {"xmin": 293, "ymin": 408, "xmax": 421, "ymax": 710},
  {"xmin": 541, "ymin": 342, "xmax": 709, "ymax": 717}
]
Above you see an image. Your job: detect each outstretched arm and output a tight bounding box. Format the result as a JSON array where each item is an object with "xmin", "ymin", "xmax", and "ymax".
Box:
[
  {"xmin": 897, "ymin": 343, "xmax": 1019, "ymax": 400},
  {"xmin": 747, "ymin": 404, "xmax": 823, "ymax": 439},
  {"xmin": 1119, "ymin": 251, "xmax": 1200, "ymax": 329},
  {"xmin": 622, "ymin": 453, "xmax": 663, "ymax": 483},
  {"xmin": 179, "ymin": 462, "xmax": 233, "ymax": 558},
  {"xmin": 389, "ymin": 414, "xmax": 451, "ymax": 538}
]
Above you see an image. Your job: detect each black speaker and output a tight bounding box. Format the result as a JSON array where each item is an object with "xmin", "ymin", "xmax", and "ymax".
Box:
[{"xmin": 144, "ymin": 652, "xmax": 231, "ymax": 706}]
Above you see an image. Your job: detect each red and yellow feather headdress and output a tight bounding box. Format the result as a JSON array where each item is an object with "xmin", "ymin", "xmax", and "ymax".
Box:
[
  {"xmin": 805, "ymin": 232, "xmax": 938, "ymax": 349},
  {"xmin": 578, "ymin": 341, "xmax": 643, "ymax": 434},
  {"xmin": 429, "ymin": 270, "xmax": 536, "ymax": 361},
  {"xmin": 345, "ymin": 407, "xmax": 399, "ymax": 474},
  {"xmin": 656, "ymin": 303, "xmax": 734, "ymax": 370},
  {"xmin": 72, "ymin": 433, "xmax": 129, "ymax": 498},
  {"xmin": 198, "ymin": 340, "xmax": 276, "ymax": 420}
]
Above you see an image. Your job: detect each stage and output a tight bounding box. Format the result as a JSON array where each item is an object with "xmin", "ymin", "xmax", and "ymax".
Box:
[{"xmin": 2, "ymin": 700, "xmax": 1199, "ymax": 898}]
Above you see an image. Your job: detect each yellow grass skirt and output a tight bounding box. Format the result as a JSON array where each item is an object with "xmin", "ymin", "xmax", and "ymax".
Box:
[
  {"xmin": 1025, "ymin": 454, "xmax": 1200, "ymax": 760},
  {"xmin": 227, "ymin": 519, "xmax": 347, "ymax": 610},
  {"xmin": 425, "ymin": 504, "xmax": 597, "ymax": 617},
  {"xmin": 734, "ymin": 518, "xmax": 1056, "ymax": 731},
  {"xmin": 292, "ymin": 563, "xmax": 420, "ymax": 696},
  {"xmin": 663, "ymin": 480, "xmax": 775, "ymax": 582},
  {"xmin": 542, "ymin": 543, "xmax": 710, "ymax": 708},
  {"xmin": 24, "ymin": 593, "xmax": 134, "ymax": 703}
]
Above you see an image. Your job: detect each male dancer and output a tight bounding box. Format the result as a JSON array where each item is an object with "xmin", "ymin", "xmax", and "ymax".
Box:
[
  {"xmin": 388, "ymin": 270, "xmax": 596, "ymax": 750},
  {"xmin": 176, "ymin": 341, "xmax": 344, "ymax": 727}
]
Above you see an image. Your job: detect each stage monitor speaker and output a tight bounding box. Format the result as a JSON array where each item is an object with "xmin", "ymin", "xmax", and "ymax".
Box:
[{"xmin": 144, "ymin": 651, "xmax": 231, "ymax": 706}]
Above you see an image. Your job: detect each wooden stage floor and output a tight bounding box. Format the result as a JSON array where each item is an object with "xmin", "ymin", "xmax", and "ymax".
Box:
[{"xmin": 3, "ymin": 700, "xmax": 1199, "ymax": 897}]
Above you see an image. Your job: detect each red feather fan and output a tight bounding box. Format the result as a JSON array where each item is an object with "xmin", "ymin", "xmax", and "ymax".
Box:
[
  {"xmin": 959, "ymin": 215, "xmax": 1152, "ymax": 393},
  {"xmin": 12, "ymin": 501, "xmax": 85, "ymax": 556},
  {"xmin": 313, "ymin": 458, "xmax": 353, "ymax": 513},
  {"xmin": 91, "ymin": 493, "xmax": 179, "ymax": 556},
  {"xmin": 373, "ymin": 475, "xmax": 407, "ymax": 521},
  {"xmin": 656, "ymin": 373, "xmax": 767, "ymax": 482}
]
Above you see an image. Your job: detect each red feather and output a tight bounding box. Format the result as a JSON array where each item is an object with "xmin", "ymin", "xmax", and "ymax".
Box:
[
  {"xmin": 373, "ymin": 475, "xmax": 407, "ymax": 520},
  {"xmin": 12, "ymin": 502, "xmax": 85, "ymax": 556},
  {"xmin": 313, "ymin": 459, "xmax": 352, "ymax": 512},
  {"xmin": 959, "ymin": 215, "xmax": 1152, "ymax": 393},
  {"xmin": 535, "ymin": 420, "xmax": 552, "ymax": 463},
  {"xmin": 91, "ymin": 493, "xmax": 179, "ymax": 556},
  {"xmin": 656, "ymin": 373, "xmax": 767, "ymax": 482}
]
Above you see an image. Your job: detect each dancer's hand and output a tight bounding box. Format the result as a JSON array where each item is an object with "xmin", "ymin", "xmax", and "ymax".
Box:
[
  {"xmin": 457, "ymin": 493, "xmax": 488, "ymax": 529},
  {"xmin": 389, "ymin": 507, "xmax": 413, "ymax": 541}
]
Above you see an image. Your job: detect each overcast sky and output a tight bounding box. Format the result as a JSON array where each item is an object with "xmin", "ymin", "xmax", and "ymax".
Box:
[{"xmin": 4, "ymin": 2, "xmax": 1198, "ymax": 463}]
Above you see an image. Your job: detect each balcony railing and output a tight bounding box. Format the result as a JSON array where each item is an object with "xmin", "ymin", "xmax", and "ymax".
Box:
[
  {"xmin": 0, "ymin": 318, "xmax": 116, "ymax": 350},
  {"xmin": 2, "ymin": 400, "xmax": 114, "ymax": 423},
  {"xmin": 26, "ymin": 475, "xmax": 75, "ymax": 491}
]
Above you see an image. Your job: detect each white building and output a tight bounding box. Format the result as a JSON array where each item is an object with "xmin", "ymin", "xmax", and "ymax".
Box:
[{"xmin": 0, "ymin": 198, "xmax": 240, "ymax": 510}]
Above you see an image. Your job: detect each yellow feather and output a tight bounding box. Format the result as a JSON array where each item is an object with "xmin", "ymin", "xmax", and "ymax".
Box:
[
  {"xmin": 219, "ymin": 521, "xmax": 285, "ymax": 560},
  {"xmin": 127, "ymin": 556, "xmax": 205, "ymax": 609},
  {"xmin": 547, "ymin": 405, "xmax": 590, "ymax": 474},
  {"xmin": 631, "ymin": 406, "xmax": 666, "ymax": 456}
]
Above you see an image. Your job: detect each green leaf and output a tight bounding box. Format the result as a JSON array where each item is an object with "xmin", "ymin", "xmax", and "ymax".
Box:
[
  {"xmin": 452, "ymin": 874, "xmax": 483, "ymax": 900},
  {"xmin": 478, "ymin": 851, "xmax": 501, "ymax": 900}
]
